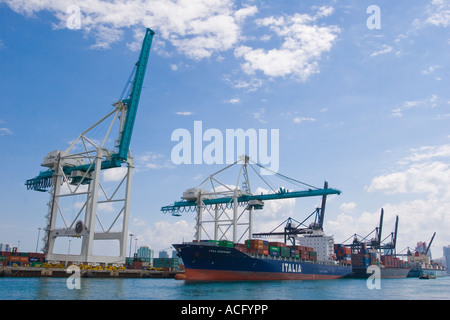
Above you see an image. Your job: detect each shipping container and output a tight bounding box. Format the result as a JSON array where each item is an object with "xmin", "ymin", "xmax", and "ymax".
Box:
[
  {"xmin": 30, "ymin": 262, "xmax": 43, "ymax": 267},
  {"xmin": 28, "ymin": 257, "xmax": 41, "ymax": 262},
  {"xmin": 7, "ymin": 256, "xmax": 28, "ymax": 263},
  {"xmin": 269, "ymin": 250, "xmax": 280, "ymax": 257},
  {"xmin": 219, "ymin": 240, "xmax": 234, "ymax": 248},
  {"xmin": 0, "ymin": 251, "xmax": 12, "ymax": 257},
  {"xmin": 153, "ymin": 258, "xmax": 179, "ymax": 268},
  {"xmin": 280, "ymin": 247, "xmax": 291, "ymax": 258},
  {"xmin": 269, "ymin": 242, "xmax": 286, "ymax": 248}
]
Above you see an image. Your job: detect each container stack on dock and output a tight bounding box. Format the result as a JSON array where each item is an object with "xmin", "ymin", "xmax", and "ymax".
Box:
[
  {"xmin": 1, "ymin": 251, "xmax": 46, "ymax": 267},
  {"xmin": 1, "ymin": 249, "xmax": 181, "ymax": 278},
  {"xmin": 153, "ymin": 258, "xmax": 179, "ymax": 271}
]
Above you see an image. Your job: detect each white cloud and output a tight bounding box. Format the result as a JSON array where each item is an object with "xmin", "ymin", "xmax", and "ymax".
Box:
[
  {"xmin": 403, "ymin": 144, "xmax": 450, "ymax": 163},
  {"xmin": 175, "ymin": 111, "xmax": 193, "ymax": 116},
  {"xmin": 425, "ymin": 0, "xmax": 450, "ymax": 27},
  {"xmin": 367, "ymin": 160, "xmax": 450, "ymax": 196},
  {"xmin": 339, "ymin": 202, "xmax": 357, "ymax": 213},
  {"xmin": 234, "ymin": 6, "xmax": 340, "ymax": 79},
  {"xmin": 369, "ymin": 44, "xmax": 393, "ymax": 57},
  {"xmin": 5, "ymin": 0, "xmax": 257, "ymax": 58},
  {"xmin": 102, "ymin": 167, "xmax": 127, "ymax": 182},
  {"xmin": 139, "ymin": 219, "xmax": 195, "ymax": 250},
  {"xmin": 381, "ymin": 164, "xmax": 447, "ymax": 199},
  {"xmin": 391, "ymin": 94, "xmax": 438, "ymax": 117},
  {"xmin": 225, "ymin": 98, "xmax": 240, "ymax": 104},
  {"xmin": 363, "ymin": 144, "xmax": 450, "ymax": 251},
  {"xmin": 0, "ymin": 128, "xmax": 12, "ymax": 136},
  {"xmin": 421, "ymin": 65, "xmax": 441, "ymax": 75},
  {"xmin": 224, "ymin": 76, "xmax": 263, "ymax": 92},
  {"xmin": 135, "ymin": 151, "xmax": 174, "ymax": 170},
  {"xmin": 293, "ymin": 117, "xmax": 315, "ymax": 124},
  {"xmin": 252, "ymin": 107, "xmax": 266, "ymax": 123}
]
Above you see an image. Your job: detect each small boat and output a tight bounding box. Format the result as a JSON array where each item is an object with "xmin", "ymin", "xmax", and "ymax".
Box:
[{"xmin": 419, "ymin": 271, "xmax": 436, "ymax": 279}]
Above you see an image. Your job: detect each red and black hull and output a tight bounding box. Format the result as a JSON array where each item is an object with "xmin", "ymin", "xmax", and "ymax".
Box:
[{"xmin": 174, "ymin": 243, "xmax": 352, "ymax": 281}]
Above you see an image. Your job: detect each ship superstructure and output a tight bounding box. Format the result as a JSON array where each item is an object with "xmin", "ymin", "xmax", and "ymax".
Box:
[{"xmin": 406, "ymin": 233, "xmax": 447, "ymax": 278}]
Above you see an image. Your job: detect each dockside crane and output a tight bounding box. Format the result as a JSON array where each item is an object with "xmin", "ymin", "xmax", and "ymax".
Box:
[
  {"xmin": 161, "ymin": 156, "xmax": 341, "ymax": 243},
  {"xmin": 25, "ymin": 28, "xmax": 155, "ymax": 264},
  {"xmin": 424, "ymin": 232, "xmax": 436, "ymax": 257},
  {"xmin": 343, "ymin": 208, "xmax": 399, "ymax": 255}
]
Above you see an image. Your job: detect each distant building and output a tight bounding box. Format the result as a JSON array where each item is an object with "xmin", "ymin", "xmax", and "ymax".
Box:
[
  {"xmin": 159, "ymin": 251, "xmax": 169, "ymax": 258},
  {"xmin": 0, "ymin": 243, "xmax": 12, "ymax": 252},
  {"xmin": 137, "ymin": 245, "xmax": 153, "ymax": 263},
  {"xmin": 443, "ymin": 246, "xmax": 450, "ymax": 274}
]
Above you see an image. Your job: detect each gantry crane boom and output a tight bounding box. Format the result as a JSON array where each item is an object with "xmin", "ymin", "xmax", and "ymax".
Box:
[
  {"xmin": 114, "ymin": 28, "xmax": 155, "ymax": 162},
  {"xmin": 161, "ymin": 185, "xmax": 340, "ymax": 214},
  {"xmin": 424, "ymin": 232, "xmax": 436, "ymax": 256}
]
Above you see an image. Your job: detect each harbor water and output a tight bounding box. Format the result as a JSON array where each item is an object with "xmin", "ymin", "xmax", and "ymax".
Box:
[{"xmin": 1, "ymin": 275, "xmax": 449, "ymax": 300}]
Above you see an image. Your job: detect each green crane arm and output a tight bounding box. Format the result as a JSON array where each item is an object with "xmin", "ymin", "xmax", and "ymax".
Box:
[
  {"xmin": 161, "ymin": 187, "xmax": 341, "ymax": 214},
  {"xmin": 114, "ymin": 28, "xmax": 155, "ymax": 161}
]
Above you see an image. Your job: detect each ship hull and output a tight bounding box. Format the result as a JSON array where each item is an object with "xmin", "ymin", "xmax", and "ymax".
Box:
[
  {"xmin": 347, "ymin": 266, "xmax": 411, "ymax": 279},
  {"xmin": 408, "ymin": 268, "xmax": 447, "ymax": 278},
  {"xmin": 174, "ymin": 243, "xmax": 352, "ymax": 281}
]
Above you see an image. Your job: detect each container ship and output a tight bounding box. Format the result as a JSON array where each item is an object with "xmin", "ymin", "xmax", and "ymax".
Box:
[
  {"xmin": 406, "ymin": 233, "xmax": 447, "ymax": 278},
  {"xmin": 342, "ymin": 209, "xmax": 411, "ymax": 279},
  {"xmin": 164, "ymin": 161, "xmax": 351, "ymax": 281},
  {"xmin": 174, "ymin": 230, "xmax": 352, "ymax": 281},
  {"xmin": 341, "ymin": 244, "xmax": 411, "ymax": 279},
  {"xmin": 407, "ymin": 252, "xmax": 447, "ymax": 278}
]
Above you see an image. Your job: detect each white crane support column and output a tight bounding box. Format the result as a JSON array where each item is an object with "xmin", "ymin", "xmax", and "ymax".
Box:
[
  {"xmin": 195, "ymin": 193, "xmax": 203, "ymax": 241},
  {"xmin": 81, "ymin": 148, "xmax": 103, "ymax": 262},
  {"xmin": 233, "ymin": 191, "xmax": 238, "ymax": 243},
  {"xmin": 45, "ymin": 157, "xmax": 63, "ymax": 256},
  {"xmin": 120, "ymin": 156, "xmax": 134, "ymax": 259}
]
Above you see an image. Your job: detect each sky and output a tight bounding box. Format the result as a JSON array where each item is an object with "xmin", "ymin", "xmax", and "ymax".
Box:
[{"xmin": 0, "ymin": 0, "xmax": 449, "ymax": 259}]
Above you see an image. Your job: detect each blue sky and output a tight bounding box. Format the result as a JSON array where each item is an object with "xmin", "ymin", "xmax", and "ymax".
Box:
[{"xmin": 0, "ymin": 0, "xmax": 449, "ymax": 258}]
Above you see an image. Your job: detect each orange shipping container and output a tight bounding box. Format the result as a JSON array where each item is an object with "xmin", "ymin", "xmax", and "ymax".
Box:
[{"xmin": 7, "ymin": 256, "xmax": 28, "ymax": 263}]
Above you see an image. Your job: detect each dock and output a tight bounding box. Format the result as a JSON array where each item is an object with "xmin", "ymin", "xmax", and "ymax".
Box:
[{"xmin": 0, "ymin": 265, "xmax": 180, "ymax": 279}]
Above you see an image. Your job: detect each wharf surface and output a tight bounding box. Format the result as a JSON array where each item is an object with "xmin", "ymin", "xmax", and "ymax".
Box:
[{"xmin": 0, "ymin": 266, "xmax": 179, "ymax": 279}]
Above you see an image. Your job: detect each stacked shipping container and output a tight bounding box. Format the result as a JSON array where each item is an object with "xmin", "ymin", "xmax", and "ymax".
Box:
[
  {"xmin": 0, "ymin": 251, "xmax": 46, "ymax": 267},
  {"xmin": 381, "ymin": 255, "xmax": 407, "ymax": 268},
  {"xmin": 334, "ymin": 244, "xmax": 352, "ymax": 265},
  {"xmin": 234, "ymin": 240, "xmax": 317, "ymax": 261}
]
